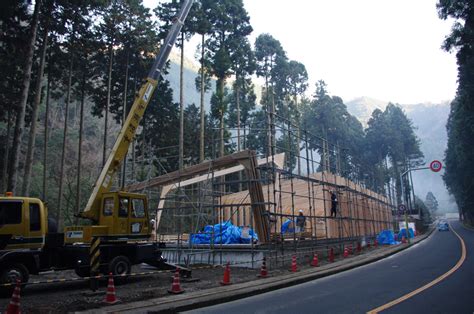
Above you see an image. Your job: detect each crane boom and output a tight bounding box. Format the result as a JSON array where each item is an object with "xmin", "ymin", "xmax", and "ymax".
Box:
[{"xmin": 81, "ymin": 0, "xmax": 194, "ymax": 221}]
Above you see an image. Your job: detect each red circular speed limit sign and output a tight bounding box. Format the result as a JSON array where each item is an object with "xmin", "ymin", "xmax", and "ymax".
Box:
[{"xmin": 430, "ymin": 160, "xmax": 442, "ymax": 172}]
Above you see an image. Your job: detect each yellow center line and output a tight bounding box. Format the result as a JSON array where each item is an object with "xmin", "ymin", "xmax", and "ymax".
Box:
[{"xmin": 367, "ymin": 224, "xmax": 467, "ymax": 314}]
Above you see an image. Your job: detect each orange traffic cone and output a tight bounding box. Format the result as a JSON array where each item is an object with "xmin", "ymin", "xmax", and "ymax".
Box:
[
  {"xmin": 348, "ymin": 244, "xmax": 353, "ymax": 255},
  {"xmin": 328, "ymin": 248, "xmax": 335, "ymax": 263},
  {"xmin": 374, "ymin": 239, "xmax": 378, "ymax": 247},
  {"xmin": 220, "ymin": 262, "xmax": 232, "ymax": 285},
  {"xmin": 168, "ymin": 268, "xmax": 185, "ymax": 294},
  {"xmin": 357, "ymin": 242, "xmax": 362, "ymax": 253},
  {"xmin": 367, "ymin": 241, "xmax": 371, "ymax": 249},
  {"xmin": 289, "ymin": 255, "xmax": 298, "ymax": 272},
  {"xmin": 104, "ymin": 272, "xmax": 119, "ymax": 304},
  {"xmin": 310, "ymin": 253, "xmax": 319, "ymax": 267},
  {"xmin": 5, "ymin": 280, "xmax": 21, "ymax": 314},
  {"xmin": 343, "ymin": 247, "xmax": 349, "ymax": 258},
  {"xmin": 258, "ymin": 257, "xmax": 269, "ymax": 278}
]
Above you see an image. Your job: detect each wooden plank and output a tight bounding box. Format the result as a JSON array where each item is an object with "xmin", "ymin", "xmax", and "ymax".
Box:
[
  {"xmin": 127, "ymin": 151, "xmax": 285, "ymax": 192},
  {"xmin": 126, "ymin": 150, "xmax": 254, "ymax": 191}
]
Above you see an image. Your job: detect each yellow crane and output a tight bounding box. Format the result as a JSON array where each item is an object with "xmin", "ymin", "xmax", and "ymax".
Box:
[{"xmin": 65, "ymin": 0, "xmax": 194, "ymax": 243}]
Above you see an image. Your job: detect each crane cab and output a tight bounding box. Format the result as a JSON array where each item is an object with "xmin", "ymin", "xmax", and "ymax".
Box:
[
  {"xmin": 0, "ymin": 195, "xmax": 47, "ymax": 251},
  {"xmin": 65, "ymin": 191, "xmax": 151, "ymax": 244}
]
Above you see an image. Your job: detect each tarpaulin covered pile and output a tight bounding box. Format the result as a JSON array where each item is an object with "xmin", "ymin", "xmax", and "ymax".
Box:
[
  {"xmin": 376, "ymin": 229, "xmax": 400, "ymax": 245},
  {"xmin": 397, "ymin": 228, "xmax": 415, "ymax": 241},
  {"xmin": 189, "ymin": 221, "xmax": 258, "ymax": 244},
  {"xmin": 281, "ymin": 219, "xmax": 295, "ymax": 233}
]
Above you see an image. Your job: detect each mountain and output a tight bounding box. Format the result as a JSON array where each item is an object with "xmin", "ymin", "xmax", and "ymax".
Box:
[
  {"xmin": 345, "ymin": 97, "xmax": 388, "ymax": 127},
  {"xmin": 346, "ymin": 97, "xmax": 454, "ymax": 212}
]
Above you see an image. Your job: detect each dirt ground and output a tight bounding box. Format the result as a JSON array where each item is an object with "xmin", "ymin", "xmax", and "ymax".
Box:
[{"xmin": 0, "ymin": 246, "xmax": 381, "ymax": 313}]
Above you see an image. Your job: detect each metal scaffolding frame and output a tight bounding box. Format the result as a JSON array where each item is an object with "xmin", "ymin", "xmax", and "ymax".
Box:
[{"xmin": 125, "ymin": 105, "xmax": 396, "ymax": 267}]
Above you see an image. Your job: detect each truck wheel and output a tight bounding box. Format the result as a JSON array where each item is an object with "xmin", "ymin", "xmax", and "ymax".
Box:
[
  {"xmin": 108, "ymin": 256, "xmax": 131, "ymax": 277},
  {"xmin": 0, "ymin": 263, "xmax": 29, "ymax": 288}
]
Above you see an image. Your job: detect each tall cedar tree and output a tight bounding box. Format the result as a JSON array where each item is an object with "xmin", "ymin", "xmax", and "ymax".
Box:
[
  {"xmin": 0, "ymin": 1, "xmax": 30, "ymax": 193},
  {"xmin": 228, "ymin": 36, "xmax": 256, "ymax": 151},
  {"xmin": 155, "ymin": 0, "xmax": 199, "ymax": 169},
  {"xmin": 194, "ymin": 0, "xmax": 213, "ymax": 162},
  {"xmin": 254, "ymin": 33, "xmax": 286, "ymax": 155},
  {"xmin": 7, "ymin": 0, "xmax": 42, "ymax": 194},
  {"xmin": 438, "ymin": 0, "xmax": 474, "ymax": 224},
  {"xmin": 206, "ymin": 0, "xmax": 252, "ymax": 157}
]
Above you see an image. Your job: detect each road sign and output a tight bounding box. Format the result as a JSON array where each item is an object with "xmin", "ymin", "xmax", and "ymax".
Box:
[
  {"xmin": 430, "ymin": 160, "xmax": 442, "ymax": 172},
  {"xmin": 398, "ymin": 204, "xmax": 406, "ymax": 215}
]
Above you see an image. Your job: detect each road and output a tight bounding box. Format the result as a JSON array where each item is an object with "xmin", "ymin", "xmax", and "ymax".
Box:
[{"xmin": 187, "ymin": 220, "xmax": 473, "ymax": 314}]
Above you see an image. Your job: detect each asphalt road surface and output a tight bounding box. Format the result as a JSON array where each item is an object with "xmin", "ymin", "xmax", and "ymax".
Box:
[{"xmin": 187, "ymin": 220, "xmax": 473, "ymax": 314}]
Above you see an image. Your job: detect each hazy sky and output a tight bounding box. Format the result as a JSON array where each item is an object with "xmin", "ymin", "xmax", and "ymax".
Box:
[
  {"xmin": 147, "ymin": 0, "xmax": 458, "ymax": 104},
  {"xmin": 243, "ymin": 0, "xmax": 457, "ymax": 104}
]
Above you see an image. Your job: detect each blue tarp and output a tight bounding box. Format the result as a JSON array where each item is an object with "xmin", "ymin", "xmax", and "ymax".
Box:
[
  {"xmin": 189, "ymin": 222, "xmax": 258, "ymax": 245},
  {"xmin": 281, "ymin": 219, "xmax": 295, "ymax": 233},
  {"xmin": 397, "ymin": 228, "xmax": 415, "ymax": 241},
  {"xmin": 376, "ymin": 229, "xmax": 399, "ymax": 245}
]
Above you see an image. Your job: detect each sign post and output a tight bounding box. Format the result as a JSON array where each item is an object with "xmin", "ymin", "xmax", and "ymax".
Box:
[
  {"xmin": 400, "ymin": 160, "xmax": 443, "ymax": 221},
  {"xmin": 397, "ymin": 204, "xmax": 410, "ymax": 244},
  {"xmin": 429, "ymin": 160, "xmax": 442, "ymax": 173}
]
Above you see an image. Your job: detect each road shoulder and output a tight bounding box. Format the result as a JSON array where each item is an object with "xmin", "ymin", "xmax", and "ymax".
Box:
[{"xmin": 85, "ymin": 229, "xmax": 435, "ymax": 314}]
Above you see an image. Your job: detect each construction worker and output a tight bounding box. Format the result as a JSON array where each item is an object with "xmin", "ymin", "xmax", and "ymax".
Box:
[
  {"xmin": 296, "ymin": 209, "xmax": 306, "ymax": 233},
  {"xmin": 331, "ymin": 191, "xmax": 338, "ymax": 217}
]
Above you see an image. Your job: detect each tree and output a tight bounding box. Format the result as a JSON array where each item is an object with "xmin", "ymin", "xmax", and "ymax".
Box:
[
  {"xmin": 415, "ymin": 196, "xmax": 432, "ymax": 228},
  {"xmin": 438, "ymin": 0, "xmax": 474, "ymax": 225},
  {"xmin": 363, "ymin": 109, "xmax": 391, "ymax": 193},
  {"xmin": 254, "ymin": 33, "xmax": 286, "ymax": 155},
  {"xmin": 105, "ymin": 0, "xmax": 156, "ymax": 185},
  {"xmin": 140, "ymin": 79, "xmax": 180, "ymax": 173},
  {"xmin": 55, "ymin": 0, "xmax": 101, "ymax": 228},
  {"xmin": 22, "ymin": 0, "xmax": 54, "ymax": 196},
  {"xmin": 194, "ymin": 0, "xmax": 213, "ymax": 162},
  {"xmin": 425, "ymin": 192, "xmax": 439, "ymax": 213},
  {"xmin": 302, "ymin": 81, "xmax": 365, "ymax": 175},
  {"xmin": 95, "ymin": 1, "xmax": 123, "ymax": 167},
  {"xmin": 206, "ymin": 0, "xmax": 252, "ymax": 157},
  {"xmin": 155, "ymin": 0, "xmax": 199, "ymax": 169},
  {"xmin": 286, "ymin": 60, "xmax": 308, "ymax": 175},
  {"xmin": 383, "ymin": 103, "xmax": 423, "ymax": 203},
  {"xmin": 228, "ymin": 37, "xmax": 256, "ymax": 151},
  {"xmin": 7, "ymin": 0, "xmax": 42, "ymax": 193},
  {"xmin": 0, "ymin": 1, "xmax": 31, "ymax": 193},
  {"xmin": 183, "ymin": 103, "xmax": 201, "ymax": 165}
]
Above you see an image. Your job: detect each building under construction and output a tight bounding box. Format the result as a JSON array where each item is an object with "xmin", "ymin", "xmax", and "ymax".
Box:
[{"xmin": 125, "ymin": 115, "xmax": 395, "ymax": 268}]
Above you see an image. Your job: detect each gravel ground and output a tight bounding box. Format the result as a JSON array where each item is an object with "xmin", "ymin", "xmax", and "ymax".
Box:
[{"xmin": 0, "ymin": 245, "xmax": 383, "ymax": 313}]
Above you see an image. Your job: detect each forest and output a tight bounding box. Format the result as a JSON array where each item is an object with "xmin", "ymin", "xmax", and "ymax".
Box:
[
  {"xmin": 438, "ymin": 0, "xmax": 474, "ymax": 225},
  {"xmin": 0, "ymin": 0, "xmax": 428, "ymax": 226}
]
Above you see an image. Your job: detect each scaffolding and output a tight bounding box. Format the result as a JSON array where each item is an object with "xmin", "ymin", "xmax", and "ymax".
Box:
[{"xmin": 125, "ymin": 108, "xmax": 396, "ymax": 268}]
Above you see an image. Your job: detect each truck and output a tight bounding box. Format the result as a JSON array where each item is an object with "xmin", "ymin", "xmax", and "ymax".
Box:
[
  {"xmin": 0, "ymin": 193, "xmax": 163, "ymax": 284},
  {"xmin": 0, "ymin": 0, "xmax": 194, "ymax": 288}
]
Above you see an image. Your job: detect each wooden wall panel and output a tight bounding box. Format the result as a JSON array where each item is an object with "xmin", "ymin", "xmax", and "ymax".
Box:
[{"xmin": 221, "ymin": 172, "xmax": 394, "ymax": 240}]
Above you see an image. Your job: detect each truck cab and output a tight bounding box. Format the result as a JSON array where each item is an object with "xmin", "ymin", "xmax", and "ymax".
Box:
[
  {"xmin": 0, "ymin": 194, "xmax": 50, "ymax": 286},
  {"xmin": 0, "ymin": 194, "xmax": 47, "ymax": 251},
  {"xmin": 65, "ymin": 191, "xmax": 151, "ymax": 244}
]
